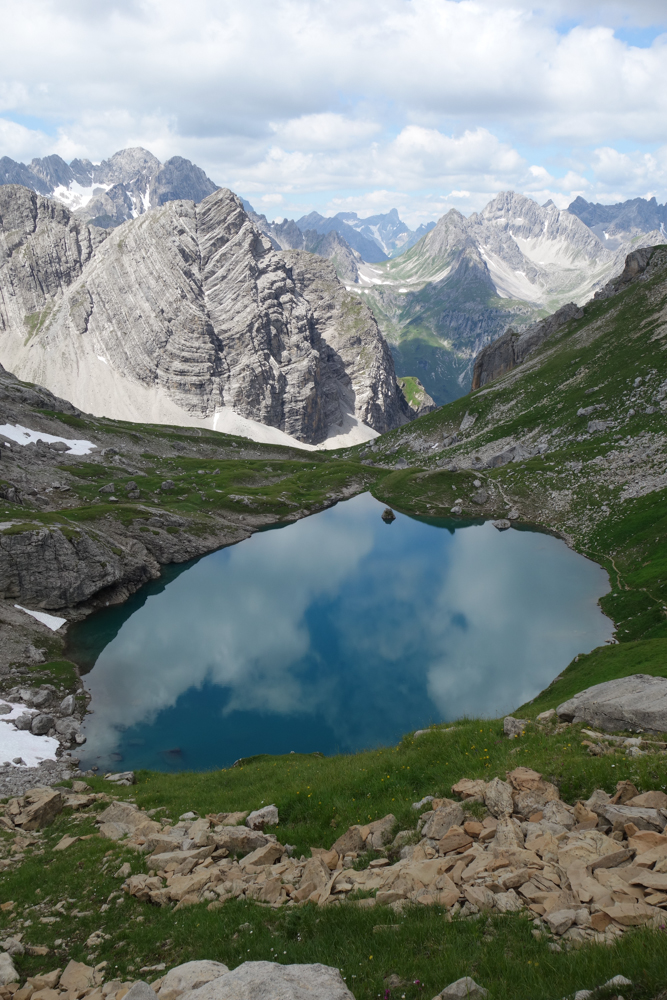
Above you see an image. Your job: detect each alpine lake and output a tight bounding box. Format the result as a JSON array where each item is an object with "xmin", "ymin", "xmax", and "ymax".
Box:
[{"xmin": 67, "ymin": 492, "xmax": 613, "ymax": 773}]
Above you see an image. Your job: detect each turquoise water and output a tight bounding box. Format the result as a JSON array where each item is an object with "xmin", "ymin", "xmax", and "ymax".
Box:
[{"xmin": 69, "ymin": 492, "xmax": 613, "ymax": 772}]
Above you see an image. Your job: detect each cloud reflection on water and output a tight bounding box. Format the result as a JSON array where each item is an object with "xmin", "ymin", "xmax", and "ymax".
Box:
[{"xmin": 79, "ymin": 493, "xmax": 613, "ymax": 768}]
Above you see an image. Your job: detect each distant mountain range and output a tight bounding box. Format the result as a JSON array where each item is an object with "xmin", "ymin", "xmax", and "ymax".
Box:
[
  {"xmin": 0, "ymin": 148, "xmax": 218, "ymax": 228},
  {"xmin": 243, "ymin": 202, "xmax": 435, "ymax": 263},
  {"xmin": 3, "ymin": 145, "xmax": 667, "ymax": 411},
  {"xmin": 350, "ymin": 192, "xmax": 667, "ymax": 405}
]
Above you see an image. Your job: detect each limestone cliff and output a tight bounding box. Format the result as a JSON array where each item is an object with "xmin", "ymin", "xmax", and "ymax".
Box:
[
  {"xmin": 0, "ymin": 185, "xmax": 412, "ymax": 445},
  {"xmin": 471, "ymin": 302, "xmax": 584, "ymax": 390}
]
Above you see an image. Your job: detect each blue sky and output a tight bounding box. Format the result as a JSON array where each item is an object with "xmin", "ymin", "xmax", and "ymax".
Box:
[{"xmin": 2, "ymin": 0, "xmax": 667, "ymax": 227}]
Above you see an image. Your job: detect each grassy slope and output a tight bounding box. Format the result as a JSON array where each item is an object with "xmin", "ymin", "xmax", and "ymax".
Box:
[{"xmin": 2, "ymin": 715, "xmax": 667, "ymax": 1000}]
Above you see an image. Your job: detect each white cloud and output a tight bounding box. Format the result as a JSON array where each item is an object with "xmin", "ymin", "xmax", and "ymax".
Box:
[
  {"xmin": 270, "ymin": 114, "xmax": 380, "ymax": 152},
  {"xmin": 2, "ymin": 0, "xmax": 667, "ymax": 222}
]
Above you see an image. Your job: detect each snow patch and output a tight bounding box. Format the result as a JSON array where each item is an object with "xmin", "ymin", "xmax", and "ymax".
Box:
[
  {"xmin": 14, "ymin": 605, "xmax": 67, "ymax": 631},
  {"xmin": 0, "ymin": 424, "xmax": 97, "ymax": 455},
  {"xmin": 0, "ymin": 701, "xmax": 59, "ymax": 766},
  {"xmin": 51, "ymin": 181, "xmax": 110, "ymax": 212}
]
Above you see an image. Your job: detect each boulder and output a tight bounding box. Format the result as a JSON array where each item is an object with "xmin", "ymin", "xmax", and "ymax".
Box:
[
  {"xmin": 331, "ymin": 826, "xmax": 365, "ymax": 856},
  {"xmin": 503, "ymin": 717, "xmax": 529, "ymax": 739},
  {"xmin": 366, "ymin": 814, "xmax": 396, "ymax": 848},
  {"xmin": 600, "ymin": 901, "xmax": 661, "ymax": 926},
  {"xmin": 556, "ymin": 674, "xmax": 667, "ymax": 733},
  {"xmin": 628, "ymin": 790, "xmax": 667, "ymax": 809},
  {"xmin": 183, "ymin": 961, "xmax": 354, "ymax": 1000},
  {"xmin": 11, "ymin": 787, "xmax": 63, "ymax": 830},
  {"xmin": 104, "ymin": 771, "xmax": 135, "ymax": 786},
  {"xmin": 245, "ymin": 805, "xmax": 279, "ymax": 831},
  {"xmin": 542, "ymin": 801, "xmax": 575, "ymax": 829},
  {"xmin": 60, "ymin": 961, "xmax": 97, "ymax": 993},
  {"xmin": 484, "ymin": 778, "xmax": 513, "ymax": 818},
  {"xmin": 59, "ymin": 694, "xmax": 76, "ymax": 716},
  {"xmin": 437, "ymin": 978, "xmax": 488, "ymax": 999},
  {"xmin": 158, "ymin": 962, "xmax": 229, "ymax": 996},
  {"xmin": 31, "ymin": 714, "xmax": 55, "ymax": 735},
  {"xmin": 451, "ymin": 779, "xmax": 487, "ymax": 801},
  {"xmin": 124, "ymin": 985, "xmax": 157, "ymax": 1000},
  {"xmin": 545, "ymin": 909, "xmax": 576, "ymax": 935},
  {"xmin": 240, "ymin": 843, "xmax": 284, "ymax": 868},
  {"xmin": 0, "ymin": 952, "xmax": 18, "ymax": 986},
  {"xmin": 422, "ymin": 804, "xmax": 465, "ymax": 840},
  {"xmin": 210, "ymin": 826, "xmax": 269, "ymax": 855},
  {"xmin": 506, "ymin": 767, "xmax": 544, "ymax": 791},
  {"xmin": 300, "ymin": 856, "xmax": 331, "ymax": 891},
  {"xmin": 596, "ymin": 803, "xmax": 666, "ymax": 832},
  {"xmin": 55, "ymin": 718, "xmax": 80, "ymax": 738},
  {"xmin": 437, "ymin": 828, "xmax": 473, "ymax": 854}
]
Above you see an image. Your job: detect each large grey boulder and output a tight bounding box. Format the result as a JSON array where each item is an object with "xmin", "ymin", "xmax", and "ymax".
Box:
[
  {"xmin": 158, "ymin": 961, "xmax": 229, "ymax": 996},
  {"xmin": 484, "ymin": 777, "xmax": 513, "ymax": 818},
  {"xmin": 184, "ymin": 962, "xmax": 354, "ymax": 1000},
  {"xmin": 437, "ymin": 977, "xmax": 488, "ymax": 999},
  {"xmin": 557, "ymin": 674, "xmax": 667, "ymax": 733},
  {"xmin": 421, "ymin": 804, "xmax": 465, "ymax": 840}
]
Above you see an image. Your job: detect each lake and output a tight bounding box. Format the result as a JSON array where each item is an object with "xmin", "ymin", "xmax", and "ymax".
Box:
[{"xmin": 68, "ymin": 492, "xmax": 613, "ymax": 772}]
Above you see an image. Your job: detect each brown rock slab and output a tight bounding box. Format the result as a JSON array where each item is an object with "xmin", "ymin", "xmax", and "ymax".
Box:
[
  {"xmin": 239, "ymin": 843, "xmax": 283, "ymax": 868},
  {"xmin": 628, "ymin": 790, "xmax": 667, "ymax": 809},
  {"xmin": 437, "ymin": 828, "xmax": 473, "ymax": 855},
  {"xmin": 60, "ymin": 962, "xmax": 96, "ymax": 993},
  {"xmin": 601, "ymin": 901, "xmax": 660, "ymax": 926},
  {"xmin": 451, "ymin": 779, "xmax": 487, "ymax": 801},
  {"xmin": 422, "ymin": 804, "xmax": 465, "ymax": 840},
  {"xmin": 590, "ymin": 911, "xmax": 612, "ymax": 932},
  {"xmin": 12, "ymin": 788, "xmax": 63, "ymax": 831},
  {"xmin": 629, "ymin": 831, "xmax": 667, "ymax": 855},
  {"xmin": 611, "ymin": 781, "xmax": 640, "ymax": 805},
  {"xmin": 331, "ymin": 826, "xmax": 364, "ymax": 856},
  {"xmin": 506, "ymin": 767, "xmax": 543, "ymax": 791}
]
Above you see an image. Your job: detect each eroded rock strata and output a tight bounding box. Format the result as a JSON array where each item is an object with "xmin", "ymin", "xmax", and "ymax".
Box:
[{"xmin": 0, "ymin": 186, "xmax": 412, "ymax": 444}]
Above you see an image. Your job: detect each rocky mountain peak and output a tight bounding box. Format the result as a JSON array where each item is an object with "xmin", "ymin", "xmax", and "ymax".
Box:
[{"xmin": 0, "ymin": 184, "xmax": 414, "ymax": 446}]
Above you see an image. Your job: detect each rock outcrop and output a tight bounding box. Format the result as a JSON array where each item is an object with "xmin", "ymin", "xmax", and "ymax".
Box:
[
  {"xmin": 471, "ymin": 302, "xmax": 583, "ymax": 389},
  {"xmin": 557, "ymin": 674, "xmax": 667, "ymax": 734},
  {"xmin": 0, "ymin": 185, "xmax": 412, "ymax": 445}
]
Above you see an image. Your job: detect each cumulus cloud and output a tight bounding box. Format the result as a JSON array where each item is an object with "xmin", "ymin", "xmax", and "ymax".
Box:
[{"xmin": 1, "ymin": 0, "xmax": 667, "ymax": 221}]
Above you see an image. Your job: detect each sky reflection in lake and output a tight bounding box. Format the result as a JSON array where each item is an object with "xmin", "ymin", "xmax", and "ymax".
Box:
[{"xmin": 73, "ymin": 492, "xmax": 613, "ymax": 771}]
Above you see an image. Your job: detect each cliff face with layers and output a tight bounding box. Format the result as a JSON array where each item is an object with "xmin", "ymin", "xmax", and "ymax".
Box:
[{"xmin": 0, "ymin": 185, "xmax": 413, "ymax": 445}]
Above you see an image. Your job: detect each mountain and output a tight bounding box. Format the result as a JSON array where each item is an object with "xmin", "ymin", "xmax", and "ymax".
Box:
[
  {"xmin": 0, "ymin": 185, "xmax": 415, "ymax": 447},
  {"xmin": 243, "ymin": 207, "xmax": 363, "ymax": 284},
  {"xmin": 351, "ymin": 191, "xmax": 666, "ymax": 407},
  {"xmin": 0, "ymin": 147, "xmax": 218, "ymax": 228},
  {"xmin": 370, "ymin": 242, "xmax": 667, "ymax": 653},
  {"xmin": 334, "ymin": 208, "xmax": 436, "ymax": 257},
  {"xmin": 294, "ymin": 211, "xmax": 389, "ymax": 262},
  {"xmin": 567, "ymin": 194, "xmax": 667, "ymax": 247}
]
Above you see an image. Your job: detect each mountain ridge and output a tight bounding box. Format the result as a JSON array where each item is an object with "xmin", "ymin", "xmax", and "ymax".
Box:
[
  {"xmin": 0, "ymin": 147, "xmax": 218, "ymax": 229},
  {"xmin": 0, "ymin": 184, "xmax": 415, "ymax": 447},
  {"xmin": 353, "ymin": 191, "xmax": 666, "ymax": 407}
]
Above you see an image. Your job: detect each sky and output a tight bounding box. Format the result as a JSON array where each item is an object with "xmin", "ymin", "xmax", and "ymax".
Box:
[{"xmin": 2, "ymin": 0, "xmax": 667, "ymax": 227}]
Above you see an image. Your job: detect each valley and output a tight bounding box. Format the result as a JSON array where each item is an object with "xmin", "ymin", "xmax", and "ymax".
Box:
[{"xmin": 0, "ymin": 181, "xmax": 665, "ymax": 999}]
